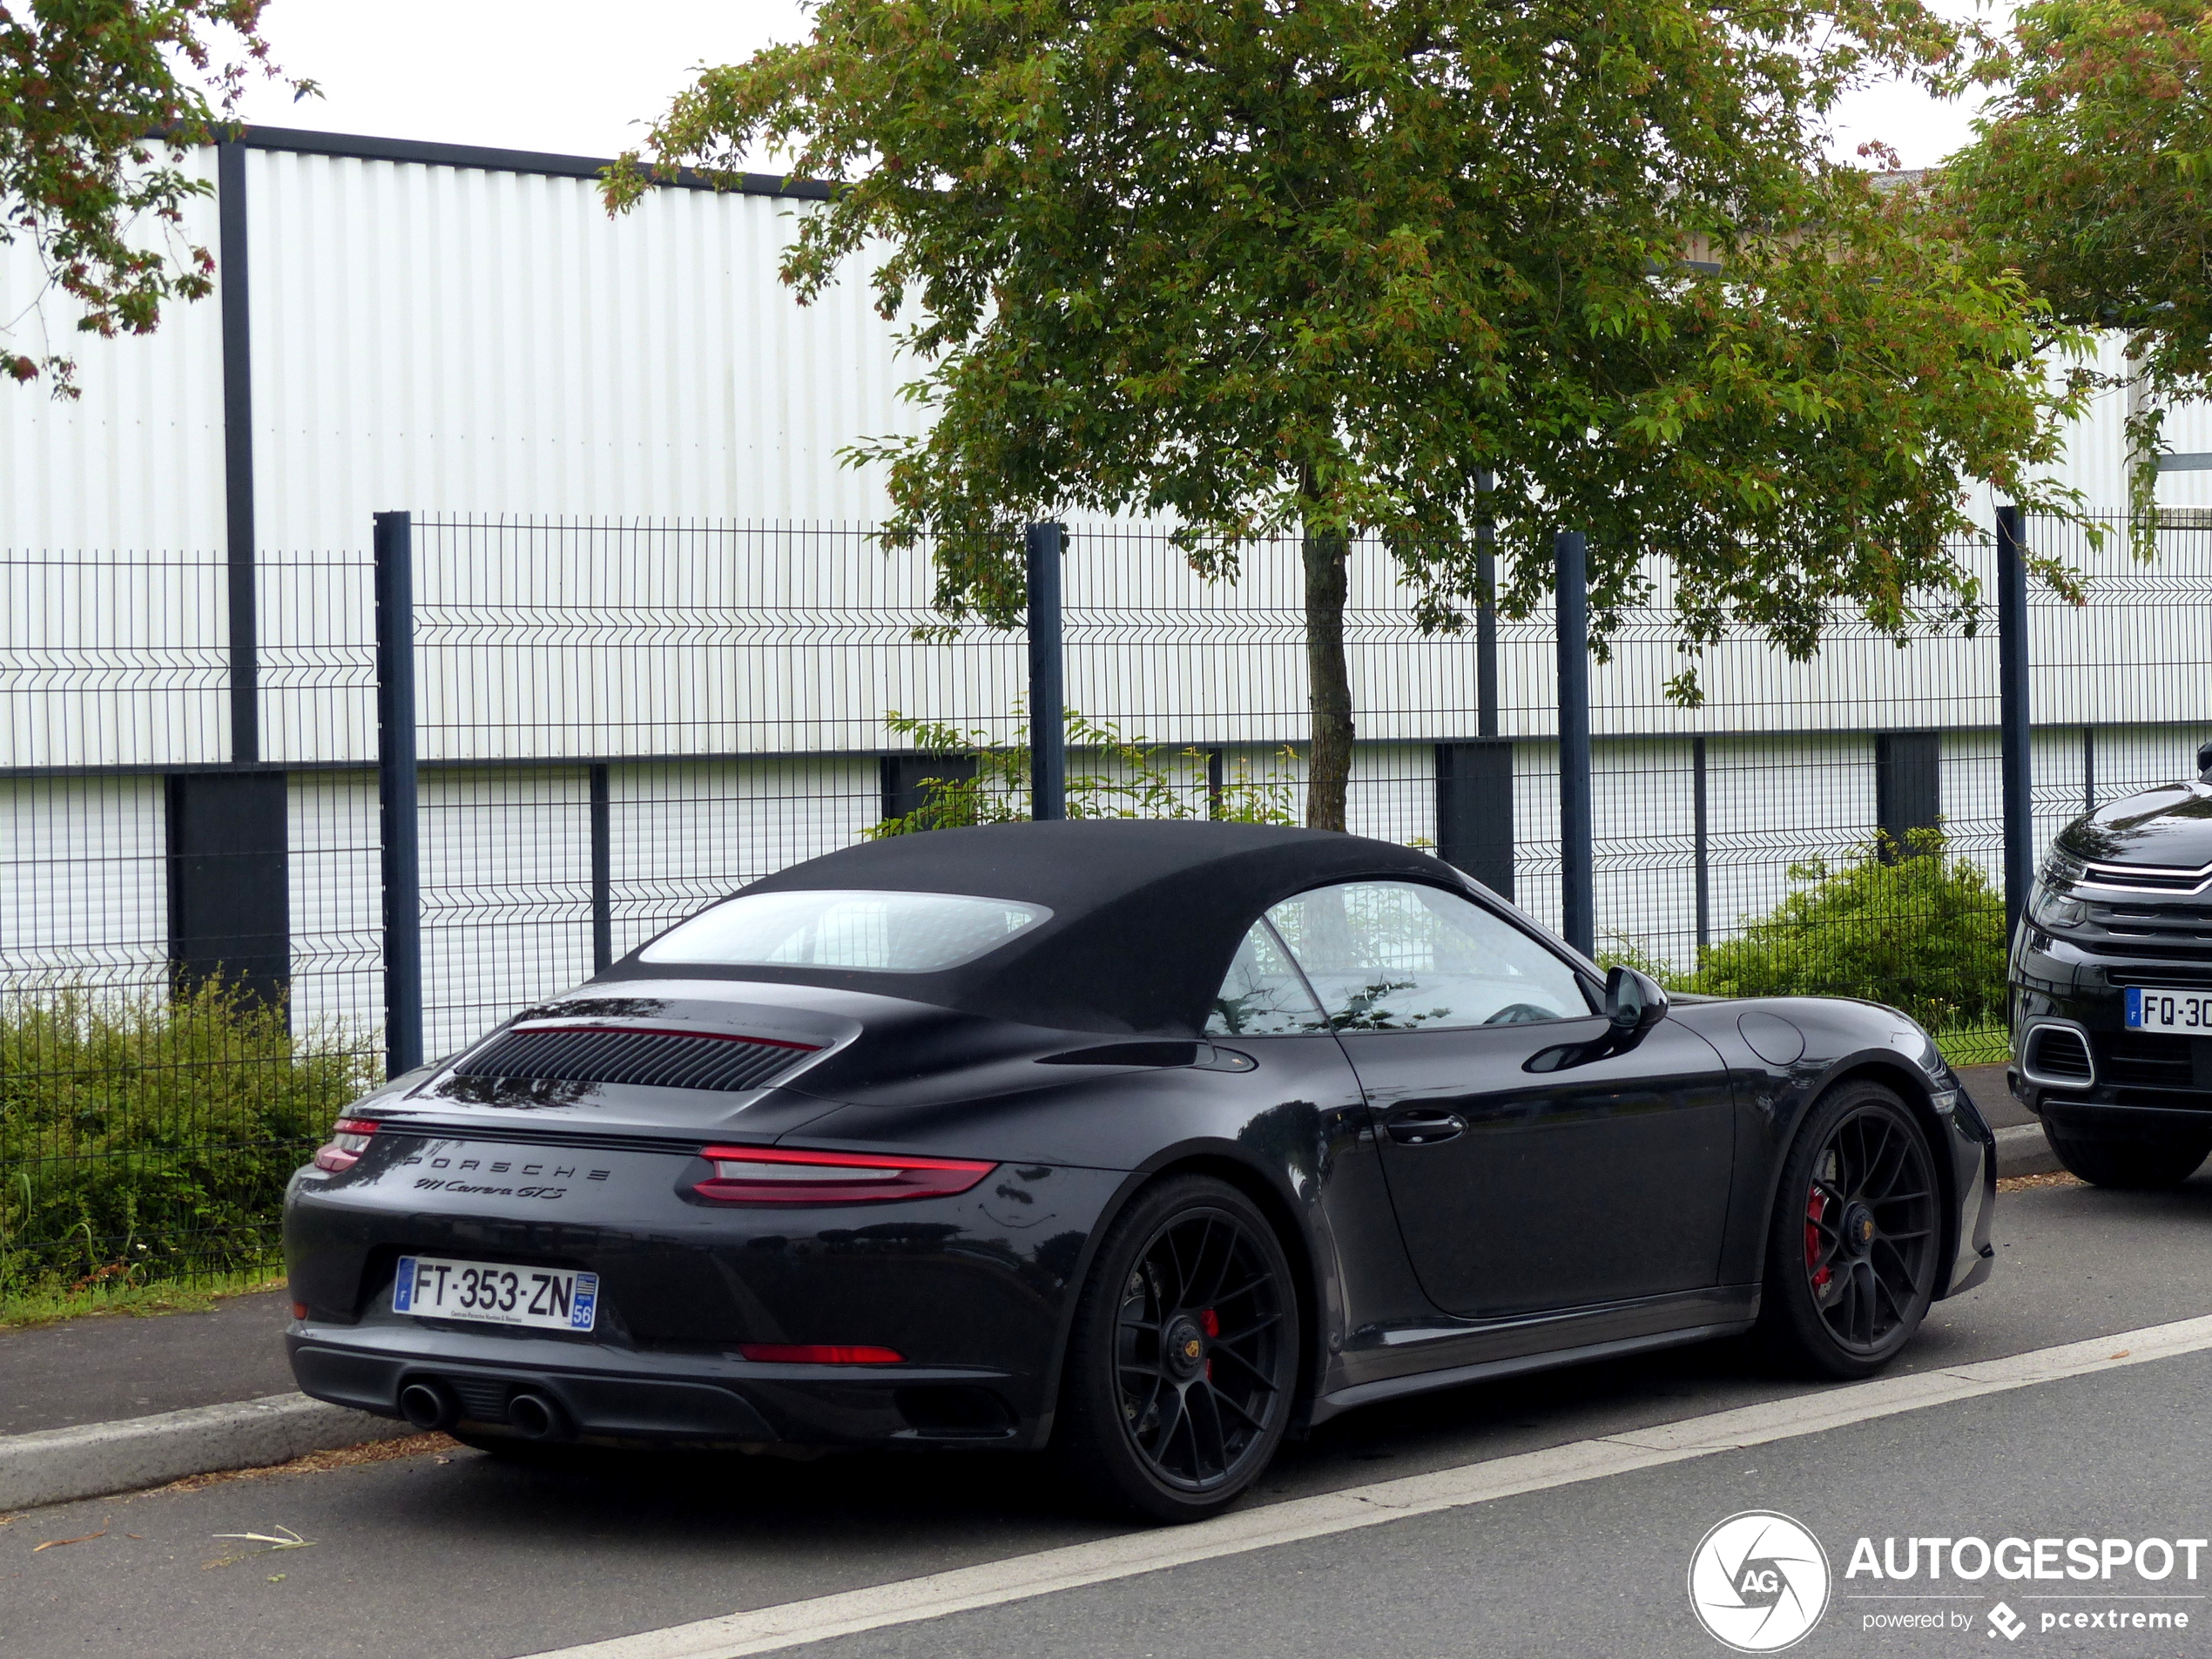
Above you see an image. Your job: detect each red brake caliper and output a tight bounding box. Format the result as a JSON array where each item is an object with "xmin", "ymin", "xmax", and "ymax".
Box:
[
  {"xmin": 1804, "ymin": 1188, "xmax": 1831, "ymax": 1291},
  {"xmin": 1202, "ymin": 1307, "xmax": 1220, "ymax": 1379}
]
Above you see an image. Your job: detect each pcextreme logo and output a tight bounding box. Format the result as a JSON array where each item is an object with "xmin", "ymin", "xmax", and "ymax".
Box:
[{"xmin": 1688, "ymin": 1511, "xmax": 1832, "ymax": 1653}]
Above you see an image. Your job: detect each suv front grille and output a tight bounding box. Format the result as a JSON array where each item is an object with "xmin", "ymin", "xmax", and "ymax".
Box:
[
  {"xmin": 2100, "ymin": 1032, "xmax": 2199, "ymax": 1089},
  {"xmin": 454, "ymin": 1025, "xmax": 818, "ymax": 1094},
  {"xmin": 2083, "ymin": 861, "xmax": 2212, "ymax": 894}
]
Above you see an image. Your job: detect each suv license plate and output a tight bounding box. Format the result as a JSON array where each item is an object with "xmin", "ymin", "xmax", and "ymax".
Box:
[
  {"xmin": 393, "ymin": 1256, "xmax": 598, "ymax": 1332},
  {"xmin": 2125, "ymin": 988, "xmax": 2212, "ymax": 1034}
]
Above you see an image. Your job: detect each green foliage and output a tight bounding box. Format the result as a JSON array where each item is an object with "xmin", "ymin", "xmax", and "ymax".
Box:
[
  {"xmin": 612, "ymin": 0, "xmax": 2091, "ymax": 698},
  {"xmin": 1943, "ymin": 0, "xmax": 2212, "ymax": 543},
  {"xmin": 1691, "ymin": 827, "xmax": 2008, "ymax": 1034},
  {"xmin": 0, "ymin": 2, "xmax": 312, "ymax": 395},
  {"xmin": 871, "ymin": 706, "xmax": 1298, "ymax": 835},
  {"xmin": 0, "ymin": 979, "xmax": 373, "ymax": 1299}
]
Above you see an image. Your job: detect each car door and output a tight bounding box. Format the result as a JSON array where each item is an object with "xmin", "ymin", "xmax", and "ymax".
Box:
[{"xmin": 1263, "ymin": 880, "xmax": 1737, "ymax": 1320}]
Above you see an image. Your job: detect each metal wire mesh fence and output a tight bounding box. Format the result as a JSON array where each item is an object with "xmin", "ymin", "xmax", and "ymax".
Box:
[
  {"xmin": 1, "ymin": 549, "xmax": 382, "ymax": 1298},
  {"xmin": 4, "ymin": 511, "xmax": 2209, "ymax": 1293}
]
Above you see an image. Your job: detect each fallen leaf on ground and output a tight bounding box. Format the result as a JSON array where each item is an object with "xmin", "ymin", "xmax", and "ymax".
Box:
[
  {"xmin": 210, "ymin": 1526, "xmax": 313, "ymax": 1552},
  {"xmin": 1998, "ymin": 1170, "xmax": 2084, "ymax": 1193},
  {"xmin": 2112, "ymin": 1350, "xmax": 2131, "ymax": 1359},
  {"xmin": 149, "ymin": 1432, "xmax": 451, "ymax": 1497},
  {"xmin": 32, "ymin": 1527, "xmax": 107, "ymax": 1552}
]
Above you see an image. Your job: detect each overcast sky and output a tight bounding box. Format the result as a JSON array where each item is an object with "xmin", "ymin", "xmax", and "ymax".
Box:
[{"xmin": 233, "ymin": 0, "xmax": 1993, "ymax": 172}]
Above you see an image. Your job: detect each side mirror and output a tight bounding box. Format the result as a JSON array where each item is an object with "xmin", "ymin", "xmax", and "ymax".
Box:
[
  {"xmin": 2198, "ymin": 738, "xmax": 2212, "ymax": 783},
  {"xmin": 1604, "ymin": 965, "xmax": 1669, "ymax": 1035}
]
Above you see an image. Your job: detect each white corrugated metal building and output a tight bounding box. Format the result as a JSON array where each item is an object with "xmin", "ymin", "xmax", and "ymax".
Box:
[{"xmin": 4, "ymin": 126, "xmax": 2209, "ymax": 1055}]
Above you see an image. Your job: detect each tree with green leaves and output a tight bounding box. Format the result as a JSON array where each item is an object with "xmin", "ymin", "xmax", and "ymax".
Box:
[
  {"xmin": 1942, "ymin": 0, "xmax": 2212, "ymax": 533},
  {"xmin": 1, "ymin": 1, "xmax": 308, "ymax": 395},
  {"xmin": 611, "ymin": 0, "xmax": 2088, "ymax": 829}
]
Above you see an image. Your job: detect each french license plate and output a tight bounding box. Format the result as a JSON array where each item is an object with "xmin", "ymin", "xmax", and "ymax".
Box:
[
  {"xmin": 2125, "ymin": 988, "xmax": 2212, "ymax": 1034},
  {"xmin": 392, "ymin": 1255, "xmax": 598, "ymax": 1332}
]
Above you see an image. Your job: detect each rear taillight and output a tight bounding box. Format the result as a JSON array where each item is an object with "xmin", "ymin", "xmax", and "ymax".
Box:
[
  {"xmin": 738, "ymin": 1344, "xmax": 905, "ymax": 1365},
  {"xmin": 694, "ymin": 1144, "xmax": 996, "ymax": 1204},
  {"xmin": 313, "ymin": 1116, "xmax": 379, "ymax": 1172}
]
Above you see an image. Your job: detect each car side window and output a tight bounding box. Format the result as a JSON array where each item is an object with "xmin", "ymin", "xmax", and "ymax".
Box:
[
  {"xmin": 1204, "ymin": 921, "xmax": 1330, "ymax": 1036},
  {"xmin": 1264, "ymin": 880, "xmax": 1593, "ymax": 1031}
]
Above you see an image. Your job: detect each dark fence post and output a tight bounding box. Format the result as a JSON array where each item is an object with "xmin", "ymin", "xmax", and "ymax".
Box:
[
  {"xmin": 218, "ymin": 138, "xmax": 259, "ymax": 765},
  {"xmin": 1555, "ymin": 530, "xmax": 1595, "ymax": 958},
  {"xmin": 1692, "ymin": 735, "xmax": 1710, "ymax": 955},
  {"xmin": 1476, "ymin": 473, "xmax": 1500, "ymax": 738},
  {"xmin": 1998, "ymin": 504, "xmax": 2033, "ymax": 941},
  {"xmin": 1027, "ymin": 522, "xmax": 1066, "ymax": 820},
  {"xmin": 374, "ymin": 511, "xmax": 423, "ymax": 1076},
  {"xmin": 589, "ymin": 762, "xmax": 612, "ymax": 974}
]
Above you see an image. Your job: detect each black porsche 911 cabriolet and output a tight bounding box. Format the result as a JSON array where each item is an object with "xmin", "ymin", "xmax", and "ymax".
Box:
[{"xmin": 286, "ymin": 820, "xmax": 1995, "ymax": 1521}]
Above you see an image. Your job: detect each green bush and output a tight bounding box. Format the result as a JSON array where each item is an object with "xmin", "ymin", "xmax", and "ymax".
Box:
[
  {"xmin": 1689, "ymin": 827, "xmax": 2008, "ymax": 1035},
  {"xmin": 872, "ymin": 706, "xmax": 1300, "ymax": 834},
  {"xmin": 0, "ymin": 980, "xmax": 375, "ymax": 1300}
]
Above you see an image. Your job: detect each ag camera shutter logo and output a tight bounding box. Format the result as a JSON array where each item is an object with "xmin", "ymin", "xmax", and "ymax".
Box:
[{"xmin": 1689, "ymin": 1511, "xmax": 1832, "ymax": 1652}]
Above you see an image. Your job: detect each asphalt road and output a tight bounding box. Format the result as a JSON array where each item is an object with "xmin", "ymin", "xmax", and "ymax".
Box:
[
  {"xmin": 0, "ymin": 1291, "xmax": 297, "ymax": 1437},
  {"xmin": 7, "ymin": 1171, "xmax": 2210, "ymax": 1659}
]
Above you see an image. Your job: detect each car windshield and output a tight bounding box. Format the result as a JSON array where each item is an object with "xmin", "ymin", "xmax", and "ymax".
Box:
[{"xmin": 639, "ymin": 889, "xmax": 1050, "ymax": 973}]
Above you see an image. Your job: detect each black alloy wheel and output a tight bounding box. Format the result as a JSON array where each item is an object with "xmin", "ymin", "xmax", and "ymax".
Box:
[
  {"xmin": 1760, "ymin": 1081, "xmax": 1941, "ymax": 1379},
  {"xmin": 1056, "ymin": 1175, "xmax": 1299, "ymax": 1522},
  {"xmin": 2047, "ymin": 1130, "xmax": 2212, "ymax": 1190}
]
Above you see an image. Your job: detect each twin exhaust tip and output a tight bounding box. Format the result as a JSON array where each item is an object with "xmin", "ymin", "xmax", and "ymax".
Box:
[{"xmin": 397, "ymin": 1379, "xmax": 570, "ymax": 1441}]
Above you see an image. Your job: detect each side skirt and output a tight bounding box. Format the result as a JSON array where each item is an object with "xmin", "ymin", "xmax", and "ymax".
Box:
[{"xmin": 1307, "ymin": 1291, "xmax": 1760, "ymax": 1427}]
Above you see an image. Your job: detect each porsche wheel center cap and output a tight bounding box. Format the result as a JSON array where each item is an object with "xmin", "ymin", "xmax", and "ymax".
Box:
[
  {"xmin": 1164, "ymin": 1316, "xmax": 1207, "ymax": 1379},
  {"xmin": 1843, "ymin": 1203, "xmax": 1877, "ymax": 1253}
]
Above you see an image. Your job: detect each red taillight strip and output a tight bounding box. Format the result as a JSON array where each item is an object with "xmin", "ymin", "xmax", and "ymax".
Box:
[
  {"xmin": 700, "ymin": 1144, "xmax": 992, "ymax": 1171},
  {"xmin": 509, "ymin": 1023, "xmax": 821, "ymax": 1051},
  {"xmin": 312, "ymin": 1116, "xmax": 380, "ymax": 1173},
  {"xmin": 738, "ymin": 1344, "xmax": 904, "ymax": 1365},
  {"xmin": 693, "ymin": 1143, "xmax": 997, "ymax": 1205}
]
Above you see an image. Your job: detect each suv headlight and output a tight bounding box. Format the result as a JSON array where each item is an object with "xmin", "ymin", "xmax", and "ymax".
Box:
[
  {"xmin": 2027, "ymin": 876, "xmax": 2086, "ymax": 932},
  {"xmin": 2027, "ymin": 850, "xmax": 2087, "ymax": 932}
]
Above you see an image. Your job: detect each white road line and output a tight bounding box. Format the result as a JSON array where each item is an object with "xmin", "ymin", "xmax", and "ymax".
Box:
[{"xmin": 521, "ymin": 1313, "xmax": 2212, "ymax": 1659}]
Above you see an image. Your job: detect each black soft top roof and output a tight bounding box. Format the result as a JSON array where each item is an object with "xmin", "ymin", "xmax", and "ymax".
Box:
[{"xmin": 605, "ymin": 819, "xmax": 1470, "ymax": 1035}]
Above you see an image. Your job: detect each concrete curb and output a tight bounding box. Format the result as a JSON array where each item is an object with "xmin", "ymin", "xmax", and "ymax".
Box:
[
  {"xmin": 0, "ymin": 1392, "xmax": 410, "ymax": 1514},
  {"xmin": 1995, "ymin": 1121, "xmax": 2063, "ymax": 1180}
]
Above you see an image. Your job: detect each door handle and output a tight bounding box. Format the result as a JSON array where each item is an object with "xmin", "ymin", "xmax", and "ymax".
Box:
[{"xmin": 1386, "ymin": 1110, "xmax": 1467, "ymax": 1146}]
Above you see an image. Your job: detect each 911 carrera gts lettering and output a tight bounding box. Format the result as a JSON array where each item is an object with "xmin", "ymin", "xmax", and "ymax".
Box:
[{"xmin": 411, "ymin": 1177, "xmax": 569, "ymax": 1199}]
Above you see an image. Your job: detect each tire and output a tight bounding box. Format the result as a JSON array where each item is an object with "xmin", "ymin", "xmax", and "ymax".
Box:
[
  {"xmin": 2047, "ymin": 1130, "xmax": 2212, "ymax": 1190},
  {"xmin": 1054, "ymin": 1174, "xmax": 1301, "ymax": 1524},
  {"xmin": 1757, "ymin": 1080, "xmax": 1942, "ymax": 1380}
]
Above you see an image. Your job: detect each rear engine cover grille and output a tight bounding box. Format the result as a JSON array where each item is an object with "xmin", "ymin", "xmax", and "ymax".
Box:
[{"xmin": 455, "ymin": 1027, "xmax": 815, "ymax": 1093}]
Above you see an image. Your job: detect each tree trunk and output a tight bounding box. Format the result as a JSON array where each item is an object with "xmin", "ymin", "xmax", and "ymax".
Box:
[{"xmin": 1302, "ymin": 516, "xmax": 1353, "ymax": 831}]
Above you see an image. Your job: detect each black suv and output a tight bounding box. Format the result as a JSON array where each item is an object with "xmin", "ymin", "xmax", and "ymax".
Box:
[{"xmin": 2010, "ymin": 738, "xmax": 2212, "ymax": 1187}]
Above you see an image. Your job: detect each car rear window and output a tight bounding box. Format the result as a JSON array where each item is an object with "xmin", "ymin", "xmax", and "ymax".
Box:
[{"xmin": 638, "ymin": 888, "xmax": 1051, "ymax": 973}]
